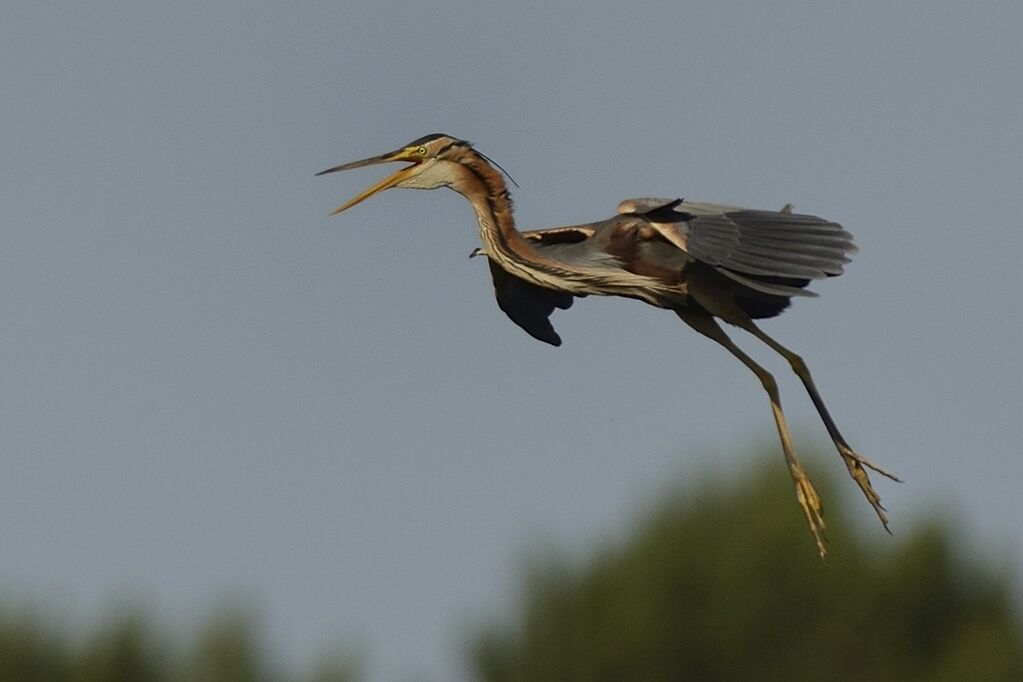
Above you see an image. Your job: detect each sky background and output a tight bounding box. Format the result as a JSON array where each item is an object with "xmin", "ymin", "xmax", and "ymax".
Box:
[{"xmin": 2, "ymin": 2, "xmax": 1022, "ymax": 680}]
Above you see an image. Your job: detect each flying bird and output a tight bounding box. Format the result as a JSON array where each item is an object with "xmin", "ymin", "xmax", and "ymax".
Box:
[{"xmin": 318, "ymin": 133, "xmax": 898, "ymax": 558}]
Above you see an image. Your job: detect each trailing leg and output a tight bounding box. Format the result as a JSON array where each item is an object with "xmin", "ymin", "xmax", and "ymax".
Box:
[
  {"xmin": 676, "ymin": 309, "xmax": 828, "ymax": 558},
  {"xmin": 739, "ymin": 320, "xmax": 900, "ymax": 531}
]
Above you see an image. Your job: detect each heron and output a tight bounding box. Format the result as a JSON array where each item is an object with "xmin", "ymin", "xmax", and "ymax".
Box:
[{"xmin": 317, "ymin": 133, "xmax": 898, "ymax": 558}]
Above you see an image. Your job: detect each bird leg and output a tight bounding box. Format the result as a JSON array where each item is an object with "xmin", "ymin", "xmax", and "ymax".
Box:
[
  {"xmin": 676, "ymin": 310, "xmax": 828, "ymax": 558},
  {"xmin": 739, "ymin": 322, "xmax": 901, "ymax": 532}
]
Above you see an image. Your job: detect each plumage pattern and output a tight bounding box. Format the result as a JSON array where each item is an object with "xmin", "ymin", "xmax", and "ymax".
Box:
[
  {"xmin": 490, "ymin": 197, "xmax": 857, "ymax": 340},
  {"xmin": 619, "ymin": 198, "xmax": 856, "ymax": 296}
]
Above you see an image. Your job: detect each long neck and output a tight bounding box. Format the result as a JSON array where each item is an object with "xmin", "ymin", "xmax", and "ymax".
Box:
[
  {"xmin": 446, "ymin": 150, "xmax": 665, "ymax": 301},
  {"xmin": 453, "ymin": 152, "xmax": 528, "ymax": 258},
  {"xmin": 450, "ymin": 151, "xmax": 578, "ymax": 290}
]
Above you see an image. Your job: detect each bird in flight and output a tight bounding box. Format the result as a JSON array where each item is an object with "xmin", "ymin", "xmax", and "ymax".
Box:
[{"xmin": 318, "ymin": 133, "xmax": 898, "ymax": 558}]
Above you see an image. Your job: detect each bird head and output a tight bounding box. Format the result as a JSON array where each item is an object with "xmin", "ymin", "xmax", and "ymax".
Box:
[
  {"xmin": 318, "ymin": 133, "xmax": 517, "ymax": 216},
  {"xmin": 316, "ymin": 133, "xmax": 473, "ymax": 216}
]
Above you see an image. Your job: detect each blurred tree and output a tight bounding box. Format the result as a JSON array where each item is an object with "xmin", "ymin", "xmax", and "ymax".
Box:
[
  {"xmin": 0, "ymin": 606, "xmax": 356, "ymax": 682},
  {"xmin": 470, "ymin": 458, "xmax": 1023, "ymax": 681}
]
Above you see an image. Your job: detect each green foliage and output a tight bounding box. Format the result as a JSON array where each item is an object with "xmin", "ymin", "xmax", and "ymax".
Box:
[
  {"xmin": 0, "ymin": 607, "xmax": 356, "ymax": 682},
  {"xmin": 470, "ymin": 461, "xmax": 1023, "ymax": 682},
  {"xmin": 2, "ymin": 457, "xmax": 1019, "ymax": 682}
]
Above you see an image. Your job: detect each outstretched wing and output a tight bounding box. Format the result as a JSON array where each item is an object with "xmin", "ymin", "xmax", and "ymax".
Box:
[
  {"xmin": 487, "ymin": 260, "xmax": 574, "ymax": 346},
  {"xmin": 618, "ymin": 197, "xmax": 855, "ymax": 297}
]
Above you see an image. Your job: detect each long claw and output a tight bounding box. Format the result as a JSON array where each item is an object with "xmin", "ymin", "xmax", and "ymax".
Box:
[
  {"xmin": 791, "ymin": 466, "xmax": 828, "ymax": 559},
  {"xmin": 837, "ymin": 443, "xmax": 899, "ymax": 533},
  {"xmin": 852, "ymin": 452, "xmax": 902, "ymax": 483}
]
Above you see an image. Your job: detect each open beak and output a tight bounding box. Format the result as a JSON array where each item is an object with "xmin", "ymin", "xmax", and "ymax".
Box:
[{"xmin": 316, "ymin": 150, "xmax": 418, "ymax": 216}]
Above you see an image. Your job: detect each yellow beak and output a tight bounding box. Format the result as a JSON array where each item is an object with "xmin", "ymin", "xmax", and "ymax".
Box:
[{"xmin": 316, "ymin": 150, "xmax": 418, "ymax": 216}]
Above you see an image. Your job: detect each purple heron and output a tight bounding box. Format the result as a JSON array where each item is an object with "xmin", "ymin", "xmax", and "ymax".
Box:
[{"xmin": 318, "ymin": 133, "xmax": 898, "ymax": 558}]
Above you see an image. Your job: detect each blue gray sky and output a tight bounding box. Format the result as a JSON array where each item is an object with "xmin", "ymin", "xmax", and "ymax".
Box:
[{"xmin": 3, "ymin": 2, "xmax": 1022, "ymax": 680}]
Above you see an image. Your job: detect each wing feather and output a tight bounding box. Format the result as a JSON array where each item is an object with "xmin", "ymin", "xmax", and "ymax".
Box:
[
  {"xmin": 487, "ymin": 260, "xmax": 573, "ymax": 346},
  {"xmin": 617, "ymin": 199, "xmax": 856, "ymax": 280},
  {"xmin": 519, "ymin": 225, "xmax": 595, "ymax": 245}
]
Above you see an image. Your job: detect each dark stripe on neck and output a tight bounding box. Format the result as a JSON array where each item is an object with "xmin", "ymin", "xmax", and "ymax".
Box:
[{"xmin": 461, "ymin": 154, "xmax": 512, "ymax": 233}]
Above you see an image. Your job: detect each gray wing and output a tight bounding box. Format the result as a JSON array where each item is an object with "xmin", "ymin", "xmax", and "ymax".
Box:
[
  {"xmin": 487, "ymin": 259, "xmax": 574, "ymax": 346},
  {"xmin": 677, "ymin": 201, "xmax": 856, "ymax": 278},
  {"xmin": 619, "ymin": 197, "xmax": 855, "ymax": 297}
]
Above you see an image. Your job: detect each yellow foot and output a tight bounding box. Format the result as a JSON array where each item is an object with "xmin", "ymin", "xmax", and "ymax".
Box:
[
  {"xmin": 791, "ymin": 468, "xmax": 828, "ymax": 559},
  {"xmin": 837, "ymin": 443, "xmax": 901, "ymax": 533}
]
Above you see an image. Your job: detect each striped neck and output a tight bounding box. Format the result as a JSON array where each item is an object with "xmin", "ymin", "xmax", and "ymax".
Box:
[
  {"xmin": 451, "ymin": 152, "xmax": 532, "ymax": 265},
  {"xmin": 449, "ymin": 149, "xmax": 596, "ymax": 293}
]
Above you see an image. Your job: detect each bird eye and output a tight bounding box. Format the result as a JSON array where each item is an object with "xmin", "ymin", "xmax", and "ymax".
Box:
[{"xmin": 416, "ymin": 146, "xmax": 428, "ymax": 155}]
